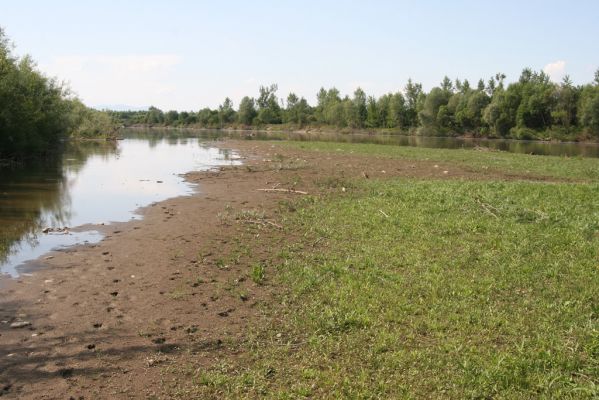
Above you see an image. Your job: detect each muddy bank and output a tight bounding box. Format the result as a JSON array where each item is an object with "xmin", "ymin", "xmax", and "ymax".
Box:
[{"xmin": 0, "ymin": 140, "xmax": 537, "ymax": 399}]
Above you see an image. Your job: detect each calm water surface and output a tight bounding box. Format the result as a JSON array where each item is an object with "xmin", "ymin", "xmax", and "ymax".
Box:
[{"xmin": 0, "ymin": 132, "xmax": 240, "ymax": 276}]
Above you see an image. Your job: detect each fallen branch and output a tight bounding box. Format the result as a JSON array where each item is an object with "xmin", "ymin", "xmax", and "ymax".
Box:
[
  {"xmin": 257, "ymin": 188, "xmax": 308, "ymax": 195},
  {"xmin": 379, "ymin": 209, "xmax": 389, "ymax": 218}
]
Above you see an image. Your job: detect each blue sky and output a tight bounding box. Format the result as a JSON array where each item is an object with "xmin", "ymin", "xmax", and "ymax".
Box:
[{"xmin": 3, "ymin": 0, "xmax": 598, "ymax": 110}]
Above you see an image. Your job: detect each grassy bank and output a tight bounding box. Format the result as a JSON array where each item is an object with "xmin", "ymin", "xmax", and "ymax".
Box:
[
  {"xmin": 283, "ymin": 141, "xmax": 599, "ymax": 181},
  {"xmin": 173, "ymin": 142, "xmax": 599, "ymax": 399}
]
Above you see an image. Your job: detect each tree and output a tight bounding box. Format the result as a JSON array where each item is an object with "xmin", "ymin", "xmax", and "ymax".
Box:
[
  {"xmin": 218, "ymin": 97, "xmax": 235, "ymax": 125},
  {"xmin": 440, "ymin": 76, "xmax": 454, "ymax": 94},
  {"xmin": 0, "ymin": 29, "xmax": 78, "ymax": 157},
  {"xmin": 418, "ymin": 87, "xmax": 450, "ymax": 132},
  {"xmin": 198, "ymin": 108, "xmax": 218, "ymax": 126},
  {"xmin": 404, "ymin": 79, "xmax": 423, "ymax": 127},
  {"xmin": 514, "ymin": 69, "xmax": 554, "ymax": 130},
  {"xmin": 146, "ymin": 106, "xmax": 164, "ymax": 124},
  {"xmin": 579, "ymin": 84, "xmax": 599, "ymax": 136},
  {"xmin": 256, "ymin": 84, "xmax": 281, "ymax": 124},
  {"xmin": 387, "ymin": 92, "xmax": 407, "ymax": 129},
  {"xmin": 477, "ymin": 79, "xmax": 486, "ymax": 92},
  {"xmin": 164, "ymin": 110, "xmax": 179, "ymax": 125},
  {"xmin": 551, "ymin": 76, "xmax": 579, "ymax": 131},
  {"xmin": 365, "ymin": 96, "xmax": 379, "ymax": 128},
  {"xmin": 285, "ymin": 93, "xmax": 310, "ymax": 126},
  {"xmin": 237, "ymin": 96, "xmax": 257, "ymax": 125}
]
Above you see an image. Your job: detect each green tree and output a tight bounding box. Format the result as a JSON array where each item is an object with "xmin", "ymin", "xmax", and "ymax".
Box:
[
  {"xmin": 578, "ymin": 84, "xmax": 599, "ymax": 136},
  {"xmin": 256, "ymin": 84, "xmax": 281, "ymax": 124},
  {"xmin": 418, "ymin": 87, "xmax": 450, "ymax": 132},
  {"xmin": 237, "ymin": 96, "xmax": 257, "ymax": 125},
  {"xmin": 404, "ymin": 79, "xmax": 423, "ymax": 127},
  {"xmin": 551, "ymin": 76, "xmax": 579, "ymax": 132},
  {"xmin": 164, "ymin": 110, "xmax": 179, "ymax": 126},
  {"xmin": 285, "ymin": 93, "xmax": 310, "ymax": 126},
  {"xmin": 387, "ymin": 92, "xmax": 407, "ymax": 129},
  {"xmin": 218, "ymin": 97, "xmax": 236, "ymax": 125},
  {"xmin": 0, "ymin": 29, "xmax": 76, "ymax": 158},
  {"xmin": 146, "ymin": 106, "xmax": 164, "ymax": 124},
  {"xmin": 365, "ymin": 96, "xmax": 379, "ymax": 128}
]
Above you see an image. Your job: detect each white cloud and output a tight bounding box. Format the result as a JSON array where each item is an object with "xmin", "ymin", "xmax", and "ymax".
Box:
[
  {"xmin": 543, "ymin": 60, "xmax": 566, "ymax": 82},
  {"xmin": 40, "ymin": 54, "xmax": 182, "ymax": 109}
]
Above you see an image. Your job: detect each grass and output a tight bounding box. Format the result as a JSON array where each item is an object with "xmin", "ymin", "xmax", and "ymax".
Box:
[
  {"xmin": 251, "ymin": 264, "xmax": 266, "ymax": 285},
  {"xmin": 173, "ymin": 142, "xmax": 599, "ymax": 399},
  {"xmin": 281, "ymin": 141, "xmax": 599, "ymax": 181}
]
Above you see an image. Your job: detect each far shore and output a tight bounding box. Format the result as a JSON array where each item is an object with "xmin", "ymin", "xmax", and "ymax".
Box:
[{"xmin": 118, "ymin": 124, "xmax": 599, "ymax": 144}]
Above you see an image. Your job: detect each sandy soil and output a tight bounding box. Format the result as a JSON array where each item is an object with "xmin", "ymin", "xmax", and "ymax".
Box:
[{"xmin": 0, "ymin": 140, "xmax": 545, "ymax": 399}]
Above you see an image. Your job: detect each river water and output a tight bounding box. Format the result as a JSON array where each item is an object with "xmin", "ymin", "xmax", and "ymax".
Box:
[
  {"xmin": 2, "ymin": 128, "xmax": 598, "ymax": 276},
  {"xmin": 0, "ymin": 131, "xmax": 240, "ymax": 277}
]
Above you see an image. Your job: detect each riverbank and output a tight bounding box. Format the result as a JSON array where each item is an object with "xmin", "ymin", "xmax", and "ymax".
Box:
[
  {"xmin": 1, "ymin": 139, "xmax": 598, "ymax": 398},
  {"xmin": 122, "ymin": 123, "xmax": 598, "ymax": 143}
]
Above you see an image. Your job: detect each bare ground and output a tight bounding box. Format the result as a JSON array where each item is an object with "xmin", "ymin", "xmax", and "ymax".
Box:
[{"xmin": 0, "ymin": 140, "xmax": 555, "ymax": 399}]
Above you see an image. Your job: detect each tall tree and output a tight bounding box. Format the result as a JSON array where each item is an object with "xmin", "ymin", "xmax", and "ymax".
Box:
[
  {"xmin": 218, "ymin": 97, "xmax": 235, "ymax": 125},
  {"xmin": 237, "ymin": 96, "xmax": 257, "ymax": 125},
  {"xmin": 404, "ymin": 79, "xmax": 423, "ymax": 127},
  {"xmin": 256, "ymin": 84, "xmax": 281, "ymax": 124}
]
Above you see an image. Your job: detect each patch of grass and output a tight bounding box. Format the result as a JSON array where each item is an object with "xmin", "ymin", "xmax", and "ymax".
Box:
[
  {"xmin": 171, "ymin": 143, "xmax": 599, "ymax": 399},
  {"xmin": 167, "ymin": 287, "xmax": 189, "ymax": 300},
  {"xmin": 180, "ymin": 179, "xmax": 599, "ymax": 398},
  {"xmin": 251, "ymin": 264, "xmax": 265, "ymax": 285},
  {"xmin": 282, "ymin": 141, "xmax": 599, "ymax": 181}
]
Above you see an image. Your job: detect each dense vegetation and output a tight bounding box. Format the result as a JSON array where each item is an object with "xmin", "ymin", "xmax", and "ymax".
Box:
[
  {"xmin": 0, "ymin": 28, "xmax": 116, "ymax": 161},
  {"xmin": 111, "ymin": 70, "xmax": 599, "ymax": 140}
]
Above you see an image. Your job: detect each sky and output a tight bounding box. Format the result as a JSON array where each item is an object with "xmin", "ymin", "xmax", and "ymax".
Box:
[{"xmin": 2, "ymin": 0, "xmax": 599, "ymax": 111}]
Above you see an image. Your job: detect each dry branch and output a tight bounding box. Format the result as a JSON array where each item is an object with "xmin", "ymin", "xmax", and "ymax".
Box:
[{"xmin": 257, "ymin": 188, "xmax": 308, "ymax": 195}]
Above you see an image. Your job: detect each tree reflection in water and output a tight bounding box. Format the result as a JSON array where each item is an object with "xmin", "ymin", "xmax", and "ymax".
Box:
[{"xmin": 0, "ymin": 140, "xmax": 118, "ymax": 264}]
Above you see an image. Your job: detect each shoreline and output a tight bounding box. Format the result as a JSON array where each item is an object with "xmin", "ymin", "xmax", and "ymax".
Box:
[
  {"xmin": 120, "ymin": 124, "xmax": 599, "ymax": 144},
  {"xmin": 0, "ymin": 140, "xmax": 275, "ymax": 398}
]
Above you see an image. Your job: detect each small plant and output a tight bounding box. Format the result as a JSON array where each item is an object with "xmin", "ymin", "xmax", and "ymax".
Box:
[{"xmin": 251, "ymin": 263, "xmax": 265, "ymax": 285}]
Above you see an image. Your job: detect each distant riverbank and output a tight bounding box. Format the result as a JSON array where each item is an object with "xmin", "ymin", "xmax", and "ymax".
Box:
[{"xmin": 120, "ymin": 123, "xmax": 598, "ymax": 143}]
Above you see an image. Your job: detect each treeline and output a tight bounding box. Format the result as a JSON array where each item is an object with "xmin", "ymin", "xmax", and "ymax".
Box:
[
  {"xmin": 112, "ymin": 70, "xmax": 599, "ymax": 140},
  {"xmin": 0, "ymin": 28, "xmax": 116, "ymax": 161}
]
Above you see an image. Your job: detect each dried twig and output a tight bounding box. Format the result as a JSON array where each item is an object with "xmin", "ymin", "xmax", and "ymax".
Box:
[
  {"xmin": 257, "ymin": 188, "xmax": 308, "ymax": 195},
  {"xmin": 379, "ymin": 209, "xmax": 389, "ymax": 218}
]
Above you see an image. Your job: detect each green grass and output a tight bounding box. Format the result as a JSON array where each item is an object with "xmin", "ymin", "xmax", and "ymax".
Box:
[
  {"xmin": 174, "ymin": 144, "xmax": 599, "ymax": 399},
  {"xmin": 282, "ymin": 141, "xmax": 599, "ymax": 181},
  {"xmin": 251, "ymin": 263, "xmax": 266, "ymax": 285}
]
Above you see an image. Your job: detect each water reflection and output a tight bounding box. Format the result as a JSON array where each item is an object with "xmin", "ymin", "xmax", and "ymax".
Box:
[{"xmin": 0, "ymin": 135, "xmax": 239, "ymax": 277}]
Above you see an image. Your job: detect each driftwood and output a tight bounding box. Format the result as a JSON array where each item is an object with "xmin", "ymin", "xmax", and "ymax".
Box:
[
  {"xmin": 42, "ymin": 227, "xmax": 70, "ymax": 234},
  {"xmin": 257, "ymin": 188, "xmax": 308, "ymax": 195}
]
